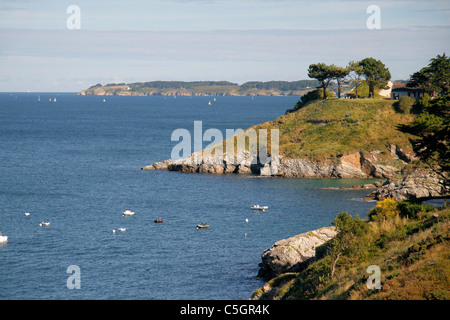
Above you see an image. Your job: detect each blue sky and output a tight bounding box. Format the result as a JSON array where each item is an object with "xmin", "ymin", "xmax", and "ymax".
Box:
[{"xmin": 0, "ymin": 0, "xmax": 449, "ymax": 92}]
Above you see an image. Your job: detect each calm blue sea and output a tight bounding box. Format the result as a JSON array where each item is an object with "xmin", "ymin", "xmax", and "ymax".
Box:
[{"xmin": 0, "ymin": 93, "xmax": 376, "ymax": 300}]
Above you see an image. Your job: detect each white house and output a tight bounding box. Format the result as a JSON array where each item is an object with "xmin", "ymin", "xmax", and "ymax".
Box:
[{"xmin": 391, "ymin": 84, "xmax": 427, "ymax": 100}]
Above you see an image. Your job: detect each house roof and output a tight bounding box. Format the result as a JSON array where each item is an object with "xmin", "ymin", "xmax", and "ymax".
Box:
[{"xmin": 391, "ymin": 86, "xmax": 425, "ymax": 92}]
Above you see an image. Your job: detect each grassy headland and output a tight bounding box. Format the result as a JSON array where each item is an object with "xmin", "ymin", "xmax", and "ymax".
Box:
[{"xmin": 252, "ymin": 98, "xmax": 414, "ymax": 160}]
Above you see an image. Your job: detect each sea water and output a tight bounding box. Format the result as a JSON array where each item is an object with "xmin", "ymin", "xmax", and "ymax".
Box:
[{"xmin": 0, "ymin": 93, "xmax": 376, "ymax": 299}]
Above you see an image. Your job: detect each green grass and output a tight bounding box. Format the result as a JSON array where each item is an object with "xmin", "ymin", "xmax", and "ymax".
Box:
[{"xmin": 251, "ymin": 98, "xmax": 415, "ymax": 161}]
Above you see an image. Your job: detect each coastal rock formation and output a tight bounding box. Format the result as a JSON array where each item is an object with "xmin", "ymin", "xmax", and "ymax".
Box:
[
  {"xmin": 257, "ymin": 226, "xmax": 337, "ymax": 280},
  {"xmin": 142, "ymin": 150, "xmax": 402, "ymax": 179},
  {"xmin": 366, "ymin": 168, "xmax": 449, "ymax": 201},
  {"xmin": 141, "ymin": 150, "xmax": 264, "ymax": 175}
]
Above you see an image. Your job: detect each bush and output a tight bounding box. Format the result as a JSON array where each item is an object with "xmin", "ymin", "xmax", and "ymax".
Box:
[
  {"xmin": 394, "ymin": 96, "xmax": 415, "ymax": 114},
  {"xmin": 368, "ymin": 197, "xmax": 400, "ymax": 220},
  {"xmin": 287, "ymin": 89, "xmax": 334, "ymax": 113},
  {"xmin": 331, "ymin": 212, "xmax": 370, "ymax": 259},
  {"xmin": 397, "ymin": 201, "xmax": 435, "ymax": 219}
]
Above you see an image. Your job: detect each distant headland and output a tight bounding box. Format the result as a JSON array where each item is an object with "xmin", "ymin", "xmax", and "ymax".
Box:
[{"xmin": 79, "ymin": 80, "xmax": 325, "ymax": 96}]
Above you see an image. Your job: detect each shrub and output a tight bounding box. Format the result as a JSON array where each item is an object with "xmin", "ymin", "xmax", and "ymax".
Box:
[
  {"xmin": 394, "ymin": 96, "xmax": 415, "ymax": 114},
  {"xmin": 331, "ymin": 212, "xmax": 370, "ymax": 260},
  {"xmin": 397, "ymin": 201, "xmax": 435, "ymax": 219},
  {"xmin": 287, "ymin": 89, "xmax": 334, "ymax": 113},
  {"xmin": 368, "ymin": 197, "xmax": 400, "ymax": 220}
]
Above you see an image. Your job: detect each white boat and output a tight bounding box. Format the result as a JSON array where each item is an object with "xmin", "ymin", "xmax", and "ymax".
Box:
[
  {"xmin": 208, "ymin": 101, "xmax": 212, "ymax": 106},
  {"xmin": 39, "ymin": 222, "xmax": 50, "ymax": 227},
  {"xmin": 122, "ymin": 209, "xmax": 135, "ymax": 216},
  {"xmin": 53, "ymin": 98, "xmax": 57, "ymax": 102},
  {"xmin": 117, "ymin": 228, "xmax": 126, "ymax": 232},
  {"xmin": 24, "ymin": 212, "xmax": 31, "ymax": 216},
  {"xmin": 103, "ymin": 98, "xmax": 106, "ymax": 103},
  {"xmin": 0, "ymin": 233, "xmax": 8, "ymax": 244},
  {"xmin": 250, "ymin": 204, "xmax": 268, "ymax": 211},
  {"xmin": 196, "ymin": 223, "xmax": 209, "ymax": 229}
]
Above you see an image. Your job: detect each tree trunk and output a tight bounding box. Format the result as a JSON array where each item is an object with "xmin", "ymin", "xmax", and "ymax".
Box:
[
  {"xmin": 331, "ymin": 252, "xmax": 341, "ymax": 278},
  {"xmin": 337, "ymin": 80, "xmax": 341, "ymax": 98},
  {"xmin": 323, "ymin": 84, "xmax": 327, "ymax": 99}
]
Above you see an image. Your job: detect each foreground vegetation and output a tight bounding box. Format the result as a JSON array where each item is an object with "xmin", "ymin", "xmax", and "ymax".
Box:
[{"xmin": 253, "ymin": 199, "xmax": 450, "ymax": 300}]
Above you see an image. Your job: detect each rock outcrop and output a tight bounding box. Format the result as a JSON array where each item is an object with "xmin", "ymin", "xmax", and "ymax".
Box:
[
  {"xmin": 142, "ymin": 149, "xmax": 402, "ymax": 179},
  {"xmin": 366, "ymin": 168, "xmax": 449, "ymax": 201},
  {"xmin": 142, "ymin": 150, "xmax": 261, "ymax": 174},
  {"xmin": 257, "ymin": 226, "xmax": 337, "ymax": 280}
]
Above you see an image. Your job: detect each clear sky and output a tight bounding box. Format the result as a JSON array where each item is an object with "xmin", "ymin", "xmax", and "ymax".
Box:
[{"xmin": 0, "ymin": 0, "xmax": 449, "ymax": 92}]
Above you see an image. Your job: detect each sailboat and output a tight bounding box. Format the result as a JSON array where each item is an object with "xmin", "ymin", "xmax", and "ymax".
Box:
[
  {"xmin": 53, "ymin": 98, "xmax": 57, "ymax": 102},
  {"xmin": 208, "ymin": 101, "xmax": 212, "ymax": 106},
  {"xmin": 38, "ymin": 96, "xmax": 40, "ymax": 102}
]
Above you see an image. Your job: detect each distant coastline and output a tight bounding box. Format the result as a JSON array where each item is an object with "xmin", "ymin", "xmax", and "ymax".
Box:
[{"xmin": 78, "ymin": 80, "xmax": 325, "ymax": 97}]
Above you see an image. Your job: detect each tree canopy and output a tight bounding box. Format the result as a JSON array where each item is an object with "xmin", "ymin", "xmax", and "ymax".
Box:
[
  {"xmin": 398, "ymin": 54, "xmax": 450, "ymax": 185},
  {"xmin": 308, "ymin": 63, "xmax": 347, "ymax": 99},
  {"xmin": 407, "ymin": 53, "xmax": 450, "ymax": 96},
  {"xmin": 398, "ymin": 94, "xmax": 449, "ymax": 184},
  {"xmin": 359, "ymin": 57, "xmax": 391, "ymax": 98}
]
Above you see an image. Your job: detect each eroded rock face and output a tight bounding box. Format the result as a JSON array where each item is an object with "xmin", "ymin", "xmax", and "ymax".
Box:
[
  {"xmin": 274, "ymin": 152, "xmax": 399, "ymax": 179},
  {"xmin": 141, "ymin": 147, "xmax": 409, "ymax": 179},
  {"xmin": 366, "ymin": 169, "xmax": 449, "ymax": 201},
  {"xmin": 257, "ymin": 226, "xmax": 337, "ymax": 280}
]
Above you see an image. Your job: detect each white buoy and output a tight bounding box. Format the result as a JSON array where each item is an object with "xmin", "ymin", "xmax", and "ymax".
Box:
[{"xmin": 245, "ymin": 218, "xmax": 249, "ymax": 223}]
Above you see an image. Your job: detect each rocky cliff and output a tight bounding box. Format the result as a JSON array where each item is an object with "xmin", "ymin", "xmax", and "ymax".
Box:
[
  {"xmin": 365, "ymin": 167, "xmax": 449, "ymax": 201},
  {"xmin": 142, "ymin": 147, "xmax": 409, "ymax": 179}
]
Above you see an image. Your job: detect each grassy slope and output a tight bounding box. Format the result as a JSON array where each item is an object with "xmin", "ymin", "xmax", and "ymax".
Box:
[
  {"xmin": 253, "ymin": 206, "xmax": 450, "ymax": 300},
  {"xmin": 251, "ymin": 98, "xmax": 415, "ymax": 162}
]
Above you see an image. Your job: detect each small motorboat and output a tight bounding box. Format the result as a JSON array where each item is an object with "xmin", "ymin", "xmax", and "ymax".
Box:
[
  {"xmin": 196, "ymin": 223, "xmax": 210, "ymax": 229},
  {"xmin": 122, "ymin": 209, "xmax": 135, "ymax": 216},
  {"xmin": 154, "ymin": 218, "xmax": 164, "ymax": 223},
  {"xmin": 0, "ymin": 232, "xmax": 8, "ymax": 244},
  {"xmin": 250, "ymin": 204, "xmax": 268, "ymax": 211},
  {"xmin": 117, "ymin": 228, "xmax": 126, "ymax": 232},
  {"xmin": 39, "ymin": 222, "xmax": 50, "ymax": 227},
  {"xmin": 24, "ymin": 212, "xmax": 31, "ymax": 216}
]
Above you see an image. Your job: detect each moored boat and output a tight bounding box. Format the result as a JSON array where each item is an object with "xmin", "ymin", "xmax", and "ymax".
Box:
[
  {"xmin": 0, "ymin": 232, "xmax": 8, "ymax": 244},
  {"xmin": 122, "ymin": 209, "xmax": 135, "ymax": 216},
  {"xmin": 250, "ymin": 204, "xmax": 268, "ymax": 211}
]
